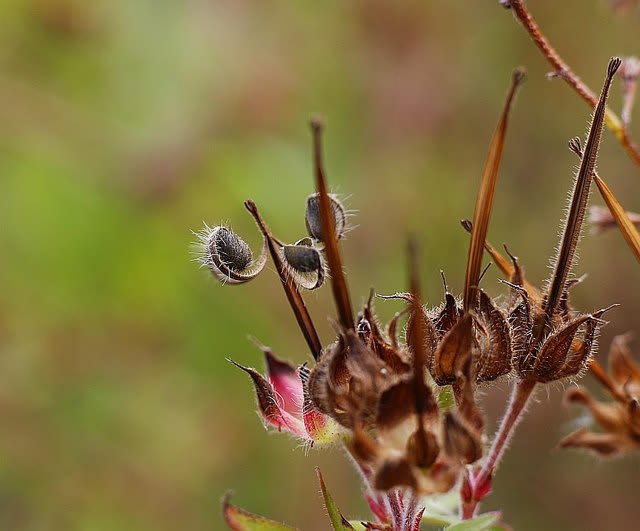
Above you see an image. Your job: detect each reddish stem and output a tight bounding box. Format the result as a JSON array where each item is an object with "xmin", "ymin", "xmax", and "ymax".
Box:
[
  {"xmin": 463, "ymin": 378, "xmax": 536, "ymax": 517},
  {"xmin": 505, "ymin": 0, "xmax": 640, "ymax": 166}
]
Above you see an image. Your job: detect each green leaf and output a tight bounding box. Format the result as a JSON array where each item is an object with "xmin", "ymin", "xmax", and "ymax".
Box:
[
  {"xmin": 444, "ymin": 512, "xmax": 501, "ymax": 531},
  {"xmin": 347, "ymin": 522, "xmax": 368, "ymax": 530},
  {"xmin": 222, "ymin": 493, "xmax": 299, "ymax": 531},
  {"xmin": 316, "ymin": 467, "xmax": 355, "ymax": 530}
]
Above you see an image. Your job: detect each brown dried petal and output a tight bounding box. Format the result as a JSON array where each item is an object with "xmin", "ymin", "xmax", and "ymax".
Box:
[
  {"xmin": 406, "ymin": 303, "xmax": 439, "ymax": 373},
  {"xmin": 557, "ymin": 276, "xmax": 581, "ymax": 323},
  {"xmin": 565, "ymin": 387, "xmax": 627, "ymax": 434},
  {"xmin": 553, "ymin": 314, "xmax": 600, "ymax": 380},
  {"xmin": 406, "ymin": 427, "xmax": 440, "ymax": 468},
  {"xmin": 434, "ymin": 292, "xmax": 462, "ymax": 338},
  {"xmin": 559, "ymin": 428, "xmax": 630, "ymax": 457},
  {"xmin": 431, "ymin": 313, "xmax": 473, "ymax": 386},
  {"xmin": 454, "ymin": 361, "xmax": 485, "ymax": 433},
  {"xmin": 443, "ymin": 412, "xmax": 483, "ymax": 465},
  {"xmin": 362, "ymin": 299, "xmax": 411, "ymax": 374},
  {"xmin": 350, "ymin": 425, "xmax": 381, "ymax": 464},
  {"xmin": 308, "ymin": 339, "xmax": 352, "ymax": 424},
  {"xmin": 376, "ymin": 377, "xmax": 416, "ymax": 430},
  {"xmin": 374, "ymin": 458, "xmax": 417, "ymax": 491},
  {"xmin": 532, "ymin": 315, "xmax": 594, "ymax": 383},
  {"xmin": 509, "ymin": 288, "xmax": 534, "ymax": 374},
  {"xmin": 608, "ymin": 334, "xmax": 640, "ymax": 388},
  {"xmin": 475, "ymin": 290, "xmax": 513, "ymax": 382}
]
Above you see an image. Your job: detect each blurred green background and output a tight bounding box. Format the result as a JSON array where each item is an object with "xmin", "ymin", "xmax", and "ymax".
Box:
[{"xmin": 1, "ymin": 1, "xmax": 640, "ymax": 530}]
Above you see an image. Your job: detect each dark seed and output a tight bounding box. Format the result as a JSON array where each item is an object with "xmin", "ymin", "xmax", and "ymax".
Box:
[
  {"xmin": 213, "ymin": 227, "xmax": 252, "ymax": 272},
  {"xmin": 283, "ymin": 243, "xmax": 321, "ymax": 273},
  {"xmin": 305, "ymin": 193, "xmax": 347, "ymax": 241}
]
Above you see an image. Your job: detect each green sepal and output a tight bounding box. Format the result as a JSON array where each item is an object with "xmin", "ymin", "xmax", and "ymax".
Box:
[
  {"xmin": 316, "ymin": 467, "xmax": 355, "ymax": 530},
  {"xmin": 223, "ymin": 493, "xmax": 299, "ymax": 531}
]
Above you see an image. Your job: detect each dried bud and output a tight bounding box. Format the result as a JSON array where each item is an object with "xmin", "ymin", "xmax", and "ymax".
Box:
[
  {"xmin": 194, "ymin": 225, "xmax": 266, "ymax": 284},
  {"xmin": 305, "ymin": 192, "xmax": 348, "ymax": 241},
  {"xmin": 374, "ymin": 458, "xmax": 417, "ymax": 491},
  {"xmin": 443, "ymin": 412, "xmax": 483, "ymax": 465},
  {"xmin": 524, "ymin": 306, "xmax": 613, "ymax": 383},
  {"xmin": 431, "ymin": 313, "xmax": 473, "ymax": 386},
  {"xmin": 282, "ymin": 237, "xmax": 326, "ymax": 290},
  {"xmin": 561, "ymin": 334, "xmax": 640, "ymax": 457},
  {"xmin": 474, "ymin": 290, "xmax": 513, "ymax": 382},
  {"xmin": 406, "ymin": 426, "xmax": 440, "ymax": 469}
]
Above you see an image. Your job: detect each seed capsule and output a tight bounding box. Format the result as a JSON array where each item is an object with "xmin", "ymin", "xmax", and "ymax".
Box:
[
  {"xmin": 305, "ymin": 193, "xmax": 347, "ymax": 242},
  {"xmin": 281, "ymin": 237, "xmax": 326, "ymax": 290},
  {"xmin": 195, "ymin": 225, "xmax": 266, "ymax": 284}
]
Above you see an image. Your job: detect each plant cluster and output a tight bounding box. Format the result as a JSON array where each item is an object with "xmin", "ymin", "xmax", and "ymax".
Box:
[{"xmin": 196, "ymin": 2, "xmax": 640, "ymax": 529}]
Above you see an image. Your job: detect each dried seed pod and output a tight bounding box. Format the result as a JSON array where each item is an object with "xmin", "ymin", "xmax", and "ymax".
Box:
[
  {"xmin": 305, "ymin": 192, "xmax": 348, "ymax": 242},
  {"xmin": 374, "ymin": 458, "xmax": 417, "ymax": 491},
  {"xmin": 475, "ymin": 290, "xmax": 513, "ymax": 382},
  {"xmin": 443, "ymin": 412, "xmax": 483, "ymax": 465},
  {"xmin": 528, "ymin": 306, "xmax": 614, "ymax": 383},
  {"xmin": 406, "ymin": 426, "xmax": 440, "ymax": 469},
  {"xmin": 195, "ymin": 225, "xmax": 266, "ymax": 284},
  {"xmin": 431, "ymin": 313, "xmax": 474, "ymax": 386},
  {"xmin": 281, "ymin": 237, "xmax": 326, "ymax": 290},
  {"xmin": 433, "ymin": 273, "xmax": 463, "ymax": 338}
]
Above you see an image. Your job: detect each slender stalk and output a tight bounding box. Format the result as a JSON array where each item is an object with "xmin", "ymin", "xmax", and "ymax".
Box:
[
  {"xmin": 465, "ymin": 379, "xmax": 536, "ymax": 516},
  {"xmin": 589, "ymin": 359, "xmax": 628, "ymax": 402},
  {"xmin": 245, "ymin": 200, "xmax": 323, "ymax": 359},
  {"xmin": 310, "ymin": 118, "xmax": 355, "ymax": 330},
  {"xmin": 503, "ymin": 0, "xmax": 640, "ymax": 166},
  {"xmin": 544, "ymin": 58, "xmax": 620, "ymax": 319}
]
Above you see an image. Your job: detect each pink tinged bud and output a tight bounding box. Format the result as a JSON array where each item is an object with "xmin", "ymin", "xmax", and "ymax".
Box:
[
  {"xmin": 228, "ymin": 359, "xmax": 307, "ymax": 439},
  {"xmin": 260, "ymin": 346, "xmax": 304, "ymax": 416},
  {"xmin": 297, "ymin": 364, "xmax": 340, "ymax": 444},
  {"xmin": 302, "ymin": 407, "xmax": 337, "ymax": 444}
]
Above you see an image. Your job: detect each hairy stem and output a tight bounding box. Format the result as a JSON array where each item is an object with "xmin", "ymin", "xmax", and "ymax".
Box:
[{"xmin": 465, "ymin": 379, "xmax": 536, "ymax": 516}]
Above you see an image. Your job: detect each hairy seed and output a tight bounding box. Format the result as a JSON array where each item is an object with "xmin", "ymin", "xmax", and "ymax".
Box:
[
  {"xmin": 305, "ymin": 193, "xmax": 347, "ymax": 241},
  {"xmin": 214, "ymin": 227, "xmax": 253, "ymax": 272}
]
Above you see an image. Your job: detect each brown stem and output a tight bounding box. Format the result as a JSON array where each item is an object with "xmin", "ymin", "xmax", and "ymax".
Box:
[
  {"xmin": 505, "ymin": 0, "xmax": 640, "ymax": 167},
  {"xmin": 310, "ymin": 118, "xmax": 355, "ymax": 330},
  {"xmin": 463, "ymin": 68, "xmax": 525, "ymax": 311},
  {"xmin": 245, "ymin": 200, "xmax": 323, "ymax": 359},
  {"xmin": 589, "ymin": 358, "xmax": 628, "ymax": 402}
]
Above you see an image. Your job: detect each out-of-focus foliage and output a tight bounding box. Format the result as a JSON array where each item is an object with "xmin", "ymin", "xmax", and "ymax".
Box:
[{"xmin": 0, "ymin": 1, "xmax": 639, "ymax": 530}]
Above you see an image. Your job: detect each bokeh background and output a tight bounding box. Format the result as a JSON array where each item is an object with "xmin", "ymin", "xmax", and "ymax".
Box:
[{"xmin": 1, "ymin": 0, "xmax": 640, "ymax": 529}]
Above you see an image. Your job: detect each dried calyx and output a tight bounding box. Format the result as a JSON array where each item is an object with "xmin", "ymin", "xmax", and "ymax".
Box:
[{"xmin": 561, "ymin": 334, "xmax": 640, "ymax": 457}]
